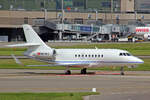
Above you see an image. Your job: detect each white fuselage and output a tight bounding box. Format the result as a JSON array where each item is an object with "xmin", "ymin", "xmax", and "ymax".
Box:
[{"xmin": 31, "ymin": 49, "xmax": 144, "ymax": 68}]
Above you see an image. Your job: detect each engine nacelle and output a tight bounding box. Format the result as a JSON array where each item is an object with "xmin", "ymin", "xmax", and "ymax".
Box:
[{"xmin": 31, "ymin": 49, "xmax": 56, "ymax": 60}]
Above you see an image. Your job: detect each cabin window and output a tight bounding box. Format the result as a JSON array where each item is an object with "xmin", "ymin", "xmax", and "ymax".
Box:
[{"xmin": 75, "ymin": 54, "xmax": 104, "ymax": 58}]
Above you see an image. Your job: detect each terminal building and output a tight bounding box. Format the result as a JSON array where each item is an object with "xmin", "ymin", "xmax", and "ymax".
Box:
[{"xmin": 0, "ymin": 0, "xmax": 149, "ymax": 42}]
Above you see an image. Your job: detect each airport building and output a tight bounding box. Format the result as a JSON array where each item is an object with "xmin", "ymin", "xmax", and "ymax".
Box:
[
  {"xmin": 0, "ymin": 0, "xmax": 149, "ymax": 42},
  {"xmin": 1, "ymin": 0, "xmax": 150, "ymax": 13}
]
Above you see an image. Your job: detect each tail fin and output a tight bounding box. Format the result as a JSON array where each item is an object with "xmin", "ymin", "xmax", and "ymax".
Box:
[
  {"xmin": 7, "ymin": 24, "xmax": 56, "ymax": 59},
  {"xmin": 6, "ymin": 24, "xmax": 52, "ymax": 56},
  {"xmin": 22, "ymin": 24, "xmax": 51, "ymax": 51},
  {"xmin": 7, "ymin": 24, "xmax": 49, "ymax": 48},
  {"xmin": 23, "ymin": 24, "xmax": 45, "ymax": 45}
]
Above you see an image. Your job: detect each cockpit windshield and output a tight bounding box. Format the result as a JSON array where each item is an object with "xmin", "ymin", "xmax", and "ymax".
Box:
[{"xmin": 119, "ymin": 53, "xmax": 131, "ymax": 56}]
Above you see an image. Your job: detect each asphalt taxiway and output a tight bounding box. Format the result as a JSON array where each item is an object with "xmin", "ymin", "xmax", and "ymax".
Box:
[{"xmin": 0, "ymin": 69, "xmax": 150, "ymax": 100}]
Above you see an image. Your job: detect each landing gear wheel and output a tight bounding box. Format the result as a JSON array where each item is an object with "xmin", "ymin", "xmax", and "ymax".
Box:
[
  {"xmin": 81, "ymin": 68, "xmax": 87, "ymax": 74},
  {"xmin": 121, "ymin": 72, "xmax": 124, "ymax": 75},
  {"xmin": 65, "ymin": 70, "xmax": 71, "ymax": 75},
  {"xmin": 120, "ymin": 67, "xmax": 124, "ymax": 75}
]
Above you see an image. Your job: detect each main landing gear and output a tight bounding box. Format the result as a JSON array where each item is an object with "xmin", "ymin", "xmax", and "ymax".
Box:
[
  {"xmin": 65, "ymin": 67, "xmax": 87, "ymax": 75},
  {"xmin": 65, "ymin": 70, "xmax": 71, "ymax": 75},
  {"xmin": 81, "ymin": 68, "xmax": 87, "ymax": 74},
  {"xmin": 120, "ymin": 67, "xmax": 124, "ymax": 75}
]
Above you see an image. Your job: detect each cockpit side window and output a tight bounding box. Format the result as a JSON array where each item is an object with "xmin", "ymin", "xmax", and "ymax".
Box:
[
  {"xmin": 123, "ymin": 53, "xmax": 126, "ymax": 56},
  {"xmin": 119, "ymin": 52, "xmax": 131, "ymax": 56},
  {"xmin": 126, "ymin": 53, "xmax": 131, "ymax": 56}
]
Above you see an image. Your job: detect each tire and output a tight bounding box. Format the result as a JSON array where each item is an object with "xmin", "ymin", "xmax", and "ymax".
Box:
[
  {"xmin": 81, "ymin": 68, "xmax": 87, "ymax": 74},
  {"xmin": 65, "ymin": 70, "xmax": 71, "ymax": 75}
]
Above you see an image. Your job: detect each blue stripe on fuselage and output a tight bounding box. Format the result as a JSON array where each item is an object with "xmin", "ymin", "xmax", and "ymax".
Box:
[{"xmin": 54, "ymin": 61, "xmax": 143, "ymax": 64}]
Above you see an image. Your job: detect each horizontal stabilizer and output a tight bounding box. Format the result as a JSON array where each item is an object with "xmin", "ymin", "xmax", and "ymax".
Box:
[
  {"xmin": 6, "ymin": 43, "xmax": 41, "ymax": 47},
  {"xmin": 11, "ymin": 54, "xmax": 24, "ymax": 65}
]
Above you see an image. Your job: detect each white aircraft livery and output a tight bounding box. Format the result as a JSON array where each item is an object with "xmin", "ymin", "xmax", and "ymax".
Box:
[{"xmin": 8, "ymin": 24, "xmax": 144, "ymax": 75}]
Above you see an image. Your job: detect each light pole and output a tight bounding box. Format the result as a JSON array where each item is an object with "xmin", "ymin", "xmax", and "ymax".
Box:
[
  {"xmin": 44, "ymin": 9, "xmax": 47, "ymax": 21},
  {"xmin": 111, "ymin": 0, "xmax": 113, "ymax": 13},
  {"xmin": 95, "ymin": 10, "xmax": 98, "ymax": 21},
  {"xmin": 111, "ymin": 0, "xmax": 113, "ymax": 24},
  {"xmin": 134, "ymin": 11, "xmax": 137, "ymax": 21},
  {"xmin": 62, "ymin": 0, "xmax": 64, "ymax": 24},
  {"xmin": 59, "ymin": 0, "xmax": 64, "ymax": 40},
  {"xmin": 43, "ymin": 0, "xmax": 47, "ymax": 21}
]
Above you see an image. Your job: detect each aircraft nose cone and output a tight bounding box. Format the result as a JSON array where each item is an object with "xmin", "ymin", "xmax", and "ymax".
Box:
[
  {"xmin": 136, "ymin": 58, "xmax": 144, "ymax": 64},
  {"xmin": 131, "ymin": 56, "xmax": 144, "ymax": 64}
]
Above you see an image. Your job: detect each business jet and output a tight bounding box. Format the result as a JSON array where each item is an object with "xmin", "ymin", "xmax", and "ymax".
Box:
[{"xmin": 7, "ymin": 24, "xmax": 144, "ymax": 75}]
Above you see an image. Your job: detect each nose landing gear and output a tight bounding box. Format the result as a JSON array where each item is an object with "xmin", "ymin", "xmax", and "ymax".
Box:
[
  {"xmin": 120, "ymin": 67, "xmax": 124, "ymax": 75},
  {"xmin": 65, "ymin": 66, "xmax": 71, "ymax": 75}
]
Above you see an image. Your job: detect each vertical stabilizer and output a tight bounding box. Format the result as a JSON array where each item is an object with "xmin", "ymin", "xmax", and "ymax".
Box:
[
  {"xmin": 23, "ymin": 24, "xmax": 46, "ymax": 46},
  {"xmin": 7, "ymin": 24, "xmax": 55, "ymax": 59},
  {"xmin": 22, "ymin": 24, "xmax": 52, "ymax": 56}
]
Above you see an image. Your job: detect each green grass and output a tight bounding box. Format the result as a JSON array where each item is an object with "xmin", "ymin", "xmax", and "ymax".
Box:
[
  {"xmin": 0, "ymin": 48, "xmax": 26, "ymax": 56},
  {"xmin": 0, "ymin": 92, "xmax": 99, "ymax": 100},
  {"xmin": 0, "ymin": 51, "xmax": 24, "ymax": 56},
  {"xmin": 0, "ymin": 58, "xmax": 150, "ymax": 71},
  {"xmin": 2, "ymin": 43, "xmax": 150, "ymax": 56}
]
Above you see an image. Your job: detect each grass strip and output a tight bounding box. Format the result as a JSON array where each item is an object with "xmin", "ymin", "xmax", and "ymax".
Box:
[
  {"xmin": 1, "ymin": 43, "xmax": 150, "ymax": 56},
  {"xmin": 0, "ymin": 92, "xmax": 99, "ymax": 100}
]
